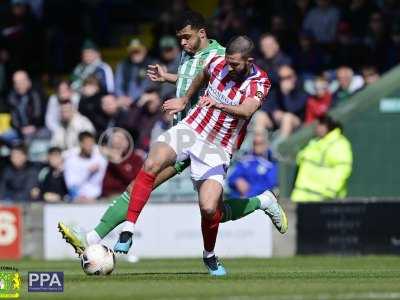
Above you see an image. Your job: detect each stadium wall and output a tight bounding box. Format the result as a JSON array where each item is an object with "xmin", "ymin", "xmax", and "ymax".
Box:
[
  {"xmin": 0, "ymin": 201, "xmax": 293, "ymax": 260},
  {"xmin": 7, "ymin": 199, "xmax": 400, "ymax": 259}
]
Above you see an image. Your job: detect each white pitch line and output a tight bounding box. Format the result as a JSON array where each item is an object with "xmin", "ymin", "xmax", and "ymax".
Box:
[{"xmin": 159, "ymin": 292, "xmax": 400, "ymax": 300}]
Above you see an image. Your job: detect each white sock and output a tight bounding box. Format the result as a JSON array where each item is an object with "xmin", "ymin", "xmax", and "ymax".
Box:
[
  {"xmin": 86, "ymin": 230, "xmax": 101, "ymax": 245},
  {"xmin": 122, "ymin": 221, "xmax": 135, "ymax": 233},
  {"xmin": 203, "ymin": 250, "xmax": 215, "ymax": 258},
  {"xmin": 258, "ymin": 190, "xmax": 277, "ymax": 210}
]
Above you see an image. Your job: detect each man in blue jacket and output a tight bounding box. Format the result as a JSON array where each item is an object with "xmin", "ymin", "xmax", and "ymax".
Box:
[{"xmin": 228, "ymin": 131, "xmax": 278, "ymax": 198}]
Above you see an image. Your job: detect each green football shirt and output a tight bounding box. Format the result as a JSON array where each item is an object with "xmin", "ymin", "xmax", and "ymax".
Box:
[{"xmin": 174, "ymin": 39, "xmax": 225, "ymax": 123}]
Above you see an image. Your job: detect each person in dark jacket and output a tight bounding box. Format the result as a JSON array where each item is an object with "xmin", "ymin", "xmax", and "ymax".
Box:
[
  {"xmin": 114, "ymin": 38, "xmax": 156, "ymax": 108},
  {"xmin": 94, "ymin": 94, "xmax": 130, "ymax": 138},
  {"xmin": 260, "ymin": 65, "xmax": 308, "ymax": 140},
  {"xmin": 156, "ymin": 35, "xmax": 181, "ymax": 100},
  {"xmin": 126, "ymin": 88, "xmax": 162, "ymax": 152},
  {"xmin": 2, "ymin": 70, "xmax": 46, "ymax": 144},
  {"xmin": 228, "ymin": 131, "xmax": 278, "ymax": 198},
  {"xmin": 78, "ymin": 76, "xmax": 105, "ymax": 130},
  {"xmin": 32, "ymin": 146, "xmax": 68, "ymax": 202},
  {"xmin": 256, "ymin": 34, "xmax": 292, "ymax": 87},
  {"xmin": 0, "ymin": 144, "xmax": 39, "ymax": 202}
]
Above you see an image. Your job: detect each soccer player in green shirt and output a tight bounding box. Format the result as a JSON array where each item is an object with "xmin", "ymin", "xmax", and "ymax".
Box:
[{"xmin": 58, "ymin": 11, "xmax": 287, "ymax": 261}]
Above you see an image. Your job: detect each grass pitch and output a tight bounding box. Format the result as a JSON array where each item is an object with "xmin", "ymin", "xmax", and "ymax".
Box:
[{"xmin": 3, "ymin": 256, "xmax": 400, "ymax": 300}]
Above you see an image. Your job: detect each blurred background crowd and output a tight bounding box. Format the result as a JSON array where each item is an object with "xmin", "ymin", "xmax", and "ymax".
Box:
[{"xmin": 0, "ymin": 0, "xmax": 398, "ymax": 203}]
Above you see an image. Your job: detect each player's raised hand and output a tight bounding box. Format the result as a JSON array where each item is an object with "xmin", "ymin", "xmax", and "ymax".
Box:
[
  {"xmin": 147, "ymin": 64, "xmax": 166, "ymax": 82},
  {"xmin": 163, "ymin": 97, "xmax": 187, "ymax": 115}
]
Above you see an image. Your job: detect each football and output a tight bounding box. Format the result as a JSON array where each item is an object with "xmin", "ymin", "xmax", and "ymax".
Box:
[{"xmin": 80, "ymin": 244, "xmax": 115, "ymax": 275}]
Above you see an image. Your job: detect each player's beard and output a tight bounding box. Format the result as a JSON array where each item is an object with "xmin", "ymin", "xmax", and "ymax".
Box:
[{"xmin": 229, "ymin": 65, "xmax": 250, "ymax": 81}]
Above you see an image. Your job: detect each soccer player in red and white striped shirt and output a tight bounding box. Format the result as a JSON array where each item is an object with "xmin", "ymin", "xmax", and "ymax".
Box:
[{"xmin": 117, "ymin": 36, "xmax": 288, "ymax": 276}]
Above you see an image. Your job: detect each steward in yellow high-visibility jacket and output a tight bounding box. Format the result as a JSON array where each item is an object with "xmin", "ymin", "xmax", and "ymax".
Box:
[{"xmin": 291, "ymin": 116, "xmax": 353, "ymax": 202}]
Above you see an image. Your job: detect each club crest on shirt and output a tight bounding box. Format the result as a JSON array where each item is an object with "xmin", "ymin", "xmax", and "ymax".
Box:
[{"xmin": 255, "ymin": 91, "xmax": 264, "ymax": 100}]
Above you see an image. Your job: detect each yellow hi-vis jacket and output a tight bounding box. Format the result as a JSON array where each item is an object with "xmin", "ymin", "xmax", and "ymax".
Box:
[{"xmin": 291, "ymin": 128, "xmax": 353, "ymax": 202}]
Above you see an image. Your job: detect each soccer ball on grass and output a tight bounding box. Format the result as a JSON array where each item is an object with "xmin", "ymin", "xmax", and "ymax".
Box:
[{"xmin": 80, "ymin": 244, "xmax": 115, "ymax": 275}]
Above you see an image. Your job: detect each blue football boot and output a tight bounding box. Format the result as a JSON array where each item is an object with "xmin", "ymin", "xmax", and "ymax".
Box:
[
  {"xmin": 203, "ymin": 255, "xmax": 227, "ymax": 276},
  {"xmin": 114, "ymin": 231, "xmax": 133, "ymax": 254}
]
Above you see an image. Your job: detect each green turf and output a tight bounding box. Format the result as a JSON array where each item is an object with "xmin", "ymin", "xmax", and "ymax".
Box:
[{"xmin": 1, "ymin": 256, "xmax": 400, "ymax": 300}]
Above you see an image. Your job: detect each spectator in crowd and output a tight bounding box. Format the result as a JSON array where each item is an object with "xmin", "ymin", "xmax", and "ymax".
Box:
[
  {"xmin": 344, "ymin": 0, "xmax": 378, "ymax": 38},
  {"xmin": 258, "ymin": 65, "xmax": 308, "ymax": 141},
  {"xmin": 64, "ymin": 131, "xmax": 107, "ymax": 202},
  {"xmin": 95, "ymin": 94, "xmax": 130, "ymax": 136},
  {"xmin": 331, "ymin": 21, "xmax": 365, "ymax": 71},
  {"xmin": 291, "ymin": 0, "xmax": 313, "ymax": 29},
  {"xmin": 0, "ymin": 48, "xmax": 7, "ymax": 104},
  {"xmin": 127, "ymin": 88, "xmax": 162, "ymax": 152},
  {"xmin": 0, "ymin": 144, "xmax": 38, "ymax": 202},
  {"xmin": 31, "ymin": 146, "xmax": 68, "ymax": 202},
  {"xmin": 364, "ymin": 12, "xmax": 395, "ymax": 71},
  {"xmin": 391, "ymin": 23, "xmax": 400, "ymax": 64},
  {"xmin": 150, "ymin": 110, "xmax": 173, "ymax": 144},
  {"xmin": 156, "ymin": 36, "xmax": 180, "ymax": 100},
  {"xmin": 228, "ymin": 131, "xmax": 278, "ymax": 198},
  {"xmin": 269, "ymin": 14, "xmax": 296, "ymax": 52},
  {"xmin": 70, "ymin": 40, "xmax": 114, "ymax": 93},
  {"xmin": 101, "ymin": 129, "xmax": 144, "ymax": 197},
  {"xmin": 256, "ymin": 34, "xmax": 291, "ymax": 86},
  {"xmin": 0, "ymin": 0, "xmax": 44, "ymax": 77},
  {"xmin": 212, "ymin": 0, "xmax": 247, "ymax": 44},
  {"xmin": 45, "ymin": 80, "xmax": 80, "ymax": 132},
  {"xmin": 114, "ymin": 38, "xmax": 156, "ymax": 108},
  {"xmin": 332, "ymin": 66, "xmax": 364, "ymax": 105},
  {"xmin": 51, "ymin": 100, "xmax": 95, "ymax": 150},
  {"xmin": 380, "ymin": 0, "xmax": 400, "ymax": 26},
  {"xmin": 2, "ymin": 70, "xmax": 46, "ymax": 144},
  {"xmin": 78, "ymin": 75, "xmax": 104, "ymax": 128},
  {"xmin": 361, "ymin": 65, "xmax": 380, "ymax": 86},
  {"xmin": 303, "ymin": 0, "xmax": 340, "ymax": 45},
  {"xmin": 305, "ymin": 75, "xmax": 332, "ymax": 124},
  {"xmin": 291, "ymin": 115, "xmax": 353, "ymax": 202},
  {"xmin": 292, "ymin": 30, "xmax": 324, "ymax": 77}
]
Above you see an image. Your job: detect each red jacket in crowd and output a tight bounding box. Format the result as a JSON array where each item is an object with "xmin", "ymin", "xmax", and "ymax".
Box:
[
  {"xmin": 305, "ymin": 92, "xmax": 332, "ymax": 124},
  {"xmin": 102, "ymin": 151, "xmax": 144, "ymax": 197}
]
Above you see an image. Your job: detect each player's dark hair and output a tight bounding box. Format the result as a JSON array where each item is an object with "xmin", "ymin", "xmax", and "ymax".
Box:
[
  {"xmin": 226, "ymin": 35, "xmax": 255, "ymax": 58},
  {"xmin": 175, "ymin": 10, "xmax": 206, "ymax": 32},
  {"xmin": 78, "ymin": 131, "xmax": 95, "ymax": 142}
]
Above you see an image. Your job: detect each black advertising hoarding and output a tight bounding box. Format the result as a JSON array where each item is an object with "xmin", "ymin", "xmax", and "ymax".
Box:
[{"xmin": 297, "ymin": 201, "xmax": 400, "ymax": 254}]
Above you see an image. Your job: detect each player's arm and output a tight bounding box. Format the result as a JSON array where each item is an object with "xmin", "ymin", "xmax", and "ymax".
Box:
[
  {"xmin": 162, "ymin": 69, "xmax": 210, "ymax": 114},
  {"xmin": 147, "ymin": 64, "xmax": 178, "ymax": 83},
  {"xmin": 219, "ymin": 97, "xmax": 261, "ymax": 120},
  {"xmin": 200, "ymin": 96, "xmax": 261, "ymax": 120}
]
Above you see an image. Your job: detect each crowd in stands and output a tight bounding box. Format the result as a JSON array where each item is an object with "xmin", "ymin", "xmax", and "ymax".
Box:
[{"xmin": 0, "ymin": 0, "xmax": 398, "ymax": 202}]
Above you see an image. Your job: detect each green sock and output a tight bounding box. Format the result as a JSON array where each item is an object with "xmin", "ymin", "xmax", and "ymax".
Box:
[
  {"xmin": 94, "ymin": 191, "xmax": 129, "ymax": 238},
  {"xmin": 221, "ymin": 197, "xmax": 261, "ymax": 223}
]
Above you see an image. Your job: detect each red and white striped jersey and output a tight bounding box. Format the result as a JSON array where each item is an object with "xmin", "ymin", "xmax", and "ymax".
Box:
[{"xmin": 184, "ymin": 56, "xmax": 271, "ymax": 154}]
